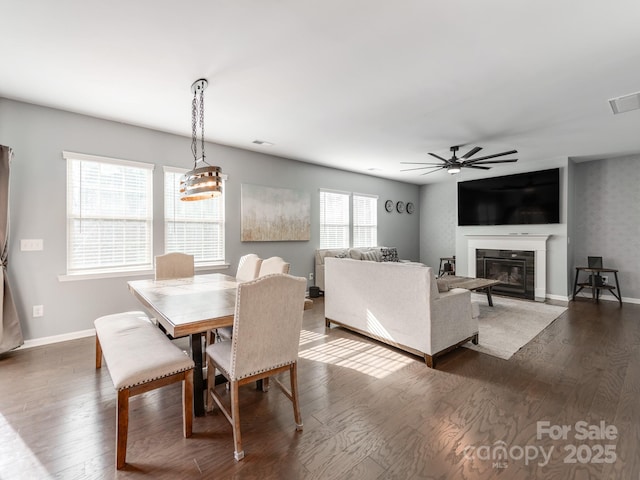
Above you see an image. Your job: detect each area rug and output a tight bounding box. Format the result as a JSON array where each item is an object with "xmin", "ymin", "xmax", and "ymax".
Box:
[{"xmin": 464, "ymin": 293, "xmax": 567, "ymax": 360}]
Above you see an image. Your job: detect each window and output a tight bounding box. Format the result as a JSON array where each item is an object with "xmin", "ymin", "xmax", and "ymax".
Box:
[
  {"xmin": 65, "ymin": 151, "xmax": 153, "ymax": 274},
  {"xmin": 319, "ymin": 190, "xmax": 350, "ymax": 248},
  {"xmin": 319, "ymin": 190, "xmax": 378, "ymax": 249},
  {"xmin": 353, "ymin": 194, "xmax": 378, "ymax": 247},
  {"xmin": 164, "ymin": 167, "xmax": 225, "ymax": 265}
]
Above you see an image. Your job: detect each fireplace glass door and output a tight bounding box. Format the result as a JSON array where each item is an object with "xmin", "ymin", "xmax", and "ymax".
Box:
[{"xmin": 476, "ymin": 249, "xmax": 535, "ymax": 300}]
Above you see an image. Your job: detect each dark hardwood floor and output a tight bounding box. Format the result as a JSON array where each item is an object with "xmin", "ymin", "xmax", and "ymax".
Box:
[{"xmin": 1, "ymin": 297, "xmax": 639, "ymax": 479}]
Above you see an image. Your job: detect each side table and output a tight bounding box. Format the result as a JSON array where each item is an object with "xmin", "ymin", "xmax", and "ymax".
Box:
[
  {"xmin": 572, "ymin": 267, "xmax": 622, "ymax": 305},
  {"xmin": 438, "ymin": 257, "xmax": 456, "ymax": 277}
]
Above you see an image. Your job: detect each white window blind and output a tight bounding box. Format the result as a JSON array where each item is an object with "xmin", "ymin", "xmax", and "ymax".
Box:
[
  {"xmin": 164, "ymin": 167, "xmax": 225, "ymax": 265},
  {"xmin": 319, "ymin": 190, "xmax": 350, "ymax": 248},
  {"xmin": 353, "ymin": 194, "xmax": 378, "ymax": 247},
  {"xmin": 65, "ymin": 152, "xmax": 153, "ymax": 274}
]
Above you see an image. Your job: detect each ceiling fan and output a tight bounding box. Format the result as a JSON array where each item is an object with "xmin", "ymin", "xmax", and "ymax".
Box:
[{"xmin": 401, "ymin": 145, "xmax": 518, "ymax": 175}]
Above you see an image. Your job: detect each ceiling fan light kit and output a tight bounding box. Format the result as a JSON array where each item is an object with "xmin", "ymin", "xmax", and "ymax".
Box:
[{"xmin": 400, "ymin": 145, "xmax": 518, "ymax": 176}]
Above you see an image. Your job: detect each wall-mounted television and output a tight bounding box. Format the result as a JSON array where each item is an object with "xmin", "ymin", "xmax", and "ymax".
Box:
[{"xmin": 457, "ymin": 168, "xmax": 560, "ymax": 226}]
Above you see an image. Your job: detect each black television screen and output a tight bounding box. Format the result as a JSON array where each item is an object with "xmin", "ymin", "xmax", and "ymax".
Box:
[{"xmin": 457, "ymin": 168, "xmax": 560, "ymax": 226}]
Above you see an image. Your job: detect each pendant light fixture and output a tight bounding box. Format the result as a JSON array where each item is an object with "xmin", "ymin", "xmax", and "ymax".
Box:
[{"xmin": 180, "ymin": 79, "xmax": 223, "ymax": 201}]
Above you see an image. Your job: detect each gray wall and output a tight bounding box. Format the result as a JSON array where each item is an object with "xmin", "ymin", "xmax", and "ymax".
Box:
[
  {"xmin": 0, "ymin": 98, "xmax": 420, "ymax": 341},
  {"xmin": 419, "ymin": 180, "xmax": 457, "ymax": 271},
  {"xmin": 572, "ymin": 155, "xmax": 640, "ymax": 302},
  {"xmin": 419, "ymin": 155, "xmax": 640, "ymax": 303},
  {"xmin": 420, "ymin": 159, "xmax": 570, "ymax": 300},
  {"xmin": 566, "ymin": 159, "xmax": 577, "ymax": 295}
]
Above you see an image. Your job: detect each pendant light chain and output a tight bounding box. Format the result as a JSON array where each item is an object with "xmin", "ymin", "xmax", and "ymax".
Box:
[
  {"xmin": 200, "ymin": 87, "xmax": 206, "ymax": 163},
  {"xmin": 190, "ymin": 86, "xmax": 208, "ymax": 165},
  {"xmin": 180, "ymin": 78, "xmax": 222, "ymax": 201},
  {"xmin": 191, "ymin": 90, "xmax": 198, "ymax": 164}
]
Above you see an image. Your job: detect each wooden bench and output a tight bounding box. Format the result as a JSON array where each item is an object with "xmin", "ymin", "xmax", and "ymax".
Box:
[{"xmin": 94, "ymin": 311, "xmax": 195, "ymax": 469}]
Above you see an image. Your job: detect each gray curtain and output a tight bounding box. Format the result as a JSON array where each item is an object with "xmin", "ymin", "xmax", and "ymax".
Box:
[{"xmin": 0, "ymin": 145, "xmax": 23, "ymax": 353}]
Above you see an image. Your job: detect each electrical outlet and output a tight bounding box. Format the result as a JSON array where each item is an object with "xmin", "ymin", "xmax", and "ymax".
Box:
[
  {"xmin": 33, "ymin": 305, "xmax": 44, "ymax": 317},
  {"xmin": 308, "ymin": 273, "xmax": 314, "ymax": 281}
]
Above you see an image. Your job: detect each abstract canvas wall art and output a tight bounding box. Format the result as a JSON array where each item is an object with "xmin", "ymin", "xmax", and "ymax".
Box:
[{"xmin": 241, "ymin": 184, "xmax": 310, "ymax": 241}]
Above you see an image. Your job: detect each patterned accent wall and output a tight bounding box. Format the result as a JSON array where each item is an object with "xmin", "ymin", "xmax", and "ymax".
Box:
[
  {"xmin": 419, "ymin": 181, "xmax": 457, "ymax": 270},
  {"xmin": 573, "ymin": 155, "xmax": 640, "ymax": 301}
]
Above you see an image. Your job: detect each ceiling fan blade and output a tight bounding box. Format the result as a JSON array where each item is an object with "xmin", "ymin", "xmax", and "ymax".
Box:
[
  {"xmin": 402, "ymin": 146, "xmax": 517, "ymax": 175},
  {"xmin": 464, "ymin": 149, "xmax": 518, "ymax": 163},
  {"xmin": 428, "ymin": 153, "xmax": 449, "ymax": 162},
  {"xmin": 468, "ymin": 159, "xmax": 518, "ymax": 165},
  {"xmin": 400, "ymin": 165, "xmax": 444, "ymax": 172},
  {"xmin": 400, "ymin": 162, "xmax": 447, "ymax": 166},
  {"xmin": 462, "ymin": 146, "xmax": 482, "ymax": 159},
  {"xmin": 466, "ymin": 165, "xmax": 492, "ymax": 170},
  {"xmin": 420, "ymin": 167, "xmax": 447, "ymax": 175}
]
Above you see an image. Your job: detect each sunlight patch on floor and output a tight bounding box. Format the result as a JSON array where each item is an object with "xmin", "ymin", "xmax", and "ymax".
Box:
[
  {"xmin": 299, "ymin": 329, "xmax": 328, "ymax": 346},
  {"xmin": 299, "ymin": 337, "xmax": 413, "ymax": 379},
  {"xmin": 0, "ymin": 413, "xmax": 50, "ymax": 478}
]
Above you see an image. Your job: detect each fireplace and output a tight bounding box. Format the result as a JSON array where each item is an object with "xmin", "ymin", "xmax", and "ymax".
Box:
[
  {"xmin": 466, "ymin": 234, "xmax": 549, "ymax": 302},
  {"xmin": 476, "ymin": 249, "xmax": 535, "ymax": 300}
]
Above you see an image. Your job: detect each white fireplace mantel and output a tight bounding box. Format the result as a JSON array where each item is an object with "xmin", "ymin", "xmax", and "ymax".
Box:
[{"xmin": 466, "ymin": 234, "xmax": 550, "ymax": 301}]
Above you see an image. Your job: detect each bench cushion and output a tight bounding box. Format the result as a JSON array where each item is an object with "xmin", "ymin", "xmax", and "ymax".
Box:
[{"xmin": 94, "ymin": 311, "xmax": 195, "ymax": 390}]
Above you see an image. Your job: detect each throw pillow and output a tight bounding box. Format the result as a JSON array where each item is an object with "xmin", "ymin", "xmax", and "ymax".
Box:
[
  {"xmin": 361, "ymin": 251, "xmax": 378, "ymax": 262},
  {"xmin": 380, "ymin": 247, "xmax": 399, "ymax": 262},
  {"xmin": 348, "ymin": 249, "xmax": 363, "ymax": 260},
  {"xmin": 334, "ymin": 253, "xmax": 348, "ymax": 258},
  {"xmin": 321, "ymin": 249, "xmax": 348, "ymax": 263},
  {"xmin": 436, "ymin": 279, "xmax": 450, "ymax": 293}
]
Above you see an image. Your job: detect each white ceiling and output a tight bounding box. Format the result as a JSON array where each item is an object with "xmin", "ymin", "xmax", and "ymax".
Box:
[{"xmin": 2, "ymin": 0, "xmax": 640, "ymax": 184}]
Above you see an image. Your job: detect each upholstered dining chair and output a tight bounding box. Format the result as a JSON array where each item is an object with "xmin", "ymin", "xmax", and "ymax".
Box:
[
  {"xmin": 221, "ymin": 253, "xmax": 292, "ymax": 390},
  {"xmin": 155, "ymin": 252, "xmax": 195, "ymax": 280},
  {"xmin": 154, "ymin": 252, "xmax": 200, "ymax": 351},
  {"xmin": 236, "ymin": 254, "xmax": 263, "ymax": 282},
  {"xmin": 255, "ymin": 256, "xmax": 292, "ymax": 390},
  {"xmin": 216, "ymin": 254, "xmax": 264, "ymax": 342},
  {"xmin": 205, "ymin": 273, "xmax": 307, "ymax": 461},
  {"xmin": 258, "ymin": 256, "xmax": 290, "ymax": 277},
  {"xmin": 154, "ymin": 253, "xmax": 195, "ymax": 337}
]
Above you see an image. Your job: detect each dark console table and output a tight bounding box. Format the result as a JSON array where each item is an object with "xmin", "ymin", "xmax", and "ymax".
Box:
[{"xmin": 572, "ymin": 267, "xmax": 622, "ymax": 305}]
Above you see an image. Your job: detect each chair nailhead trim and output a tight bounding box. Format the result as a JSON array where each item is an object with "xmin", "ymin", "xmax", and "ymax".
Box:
[{"xmin": 117, "ymin": 365, "xmax": 194, "ymax": 390}]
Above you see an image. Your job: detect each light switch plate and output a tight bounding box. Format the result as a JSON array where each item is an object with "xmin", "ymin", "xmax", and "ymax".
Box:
[{"xmin": 21, "ymin": 239, "xmax": 43, "ymax": 251}]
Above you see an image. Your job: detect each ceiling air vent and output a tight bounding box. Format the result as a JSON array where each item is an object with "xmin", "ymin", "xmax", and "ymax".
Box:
[{"xmin": 609, "ymin": 91, "xmax": 640, "ymax": 114}]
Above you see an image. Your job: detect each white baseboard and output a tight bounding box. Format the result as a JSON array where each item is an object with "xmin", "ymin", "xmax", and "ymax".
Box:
[
  {"xmin": 17, "ymin": 328, "xmax": 95, "ymax": 350},
  {"xmin": 11, "ymin": 290, "xmax": 640, "ymax": 350},
  {"xmin": 546, "ymin": 293, "xmax": 571, "ymax": 302},
  {"xmin": 572, "ymin": 291, "xmax": 640, "ymax": 305}
]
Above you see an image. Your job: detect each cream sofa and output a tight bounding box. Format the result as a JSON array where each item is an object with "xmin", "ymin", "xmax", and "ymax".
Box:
[
  {"xmin": 315, "ymin": 246, "xmax": 411, "ymax": 291},
  {"xmin": 324, "ymin": 257, "xmax": 478, "ymax": 368}
]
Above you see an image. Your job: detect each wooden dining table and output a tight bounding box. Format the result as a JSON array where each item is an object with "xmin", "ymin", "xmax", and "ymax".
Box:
[
  {"xmin": 128, "ymin": 273, "xmax": 238, "ymax": 417},
  {"xmin": 128, "ymin": 272, "xmax": 313, "ymax": 417}
]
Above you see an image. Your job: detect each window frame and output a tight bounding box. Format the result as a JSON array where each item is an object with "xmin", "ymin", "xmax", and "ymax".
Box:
[
  {"xmin": 352, "ymin": 192, "xmax": 378, "ymax": 248},
  {"xmin": 319, "ymin": 189, "xmax": 351, "ymax": 249},
  {"xmin": 163, "ymin": 166, "xmax": 227, "ymax": 267},
  {"xmin": 319, "ymin": 189, "xmax": 378, "ymax": 249},
  {"xmin": 63, "ymin": 151, "xmax": 154, "ymax": 278}
]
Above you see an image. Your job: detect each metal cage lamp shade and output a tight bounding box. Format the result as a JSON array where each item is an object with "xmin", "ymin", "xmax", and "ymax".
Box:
[{"xmin": 180, "ymin": 79, "xmax": 223, "ymax": 201}]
